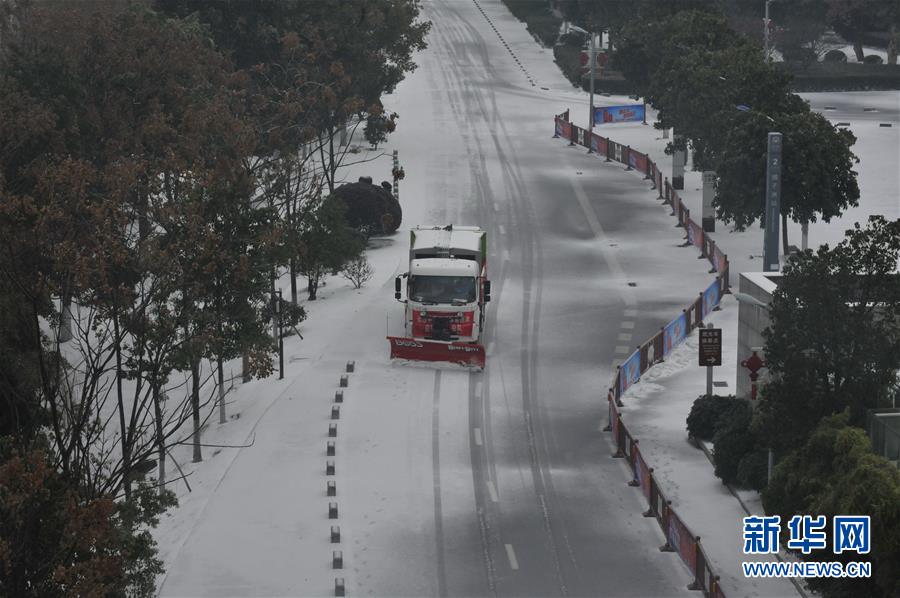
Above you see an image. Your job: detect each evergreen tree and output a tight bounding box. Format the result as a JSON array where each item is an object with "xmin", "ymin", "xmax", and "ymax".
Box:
[{"xmin": 758, "ymin": 216, "xmax": 900, "ymax": 454}]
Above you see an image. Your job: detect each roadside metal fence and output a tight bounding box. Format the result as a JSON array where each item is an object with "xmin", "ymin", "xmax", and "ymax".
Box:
[{"xmin": 554, "ymin": 109, "xmax": 730, "ymax": 597}]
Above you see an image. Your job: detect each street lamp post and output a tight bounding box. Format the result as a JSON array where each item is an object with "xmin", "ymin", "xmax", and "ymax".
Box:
[
  {"xmin": 763, "ymin": 0, "xmax": 773, "ymax": 63},
  {"xmin": 587, "ymin": 32, "xmax": 597, "ymax": 152}
]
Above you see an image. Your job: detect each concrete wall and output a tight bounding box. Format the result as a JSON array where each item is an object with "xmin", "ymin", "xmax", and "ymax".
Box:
[{"xmin": 736, "ymin": 272, "xmax": 781, "ymax": 399}]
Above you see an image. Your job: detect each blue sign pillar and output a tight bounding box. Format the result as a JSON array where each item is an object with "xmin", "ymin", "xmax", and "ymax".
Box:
[{"xmin": 763, "ymin": 132, "xmax": 782, "ymax": 272}]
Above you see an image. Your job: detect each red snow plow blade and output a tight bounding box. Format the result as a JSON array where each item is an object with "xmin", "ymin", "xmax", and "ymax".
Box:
[{"xmin": 387, "ymin": 336, "xmax": 486, "ymax": 369}]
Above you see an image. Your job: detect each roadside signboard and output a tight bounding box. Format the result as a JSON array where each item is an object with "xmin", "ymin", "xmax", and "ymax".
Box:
[{"xmin": 698, "ymin": 328, "xmax": 722, "ymax": 366}]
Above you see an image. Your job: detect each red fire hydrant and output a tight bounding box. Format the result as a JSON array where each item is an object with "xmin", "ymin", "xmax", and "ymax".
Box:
[{"xmin": 740, "ymin": 349, "xmax": 766, "ymax": 401}]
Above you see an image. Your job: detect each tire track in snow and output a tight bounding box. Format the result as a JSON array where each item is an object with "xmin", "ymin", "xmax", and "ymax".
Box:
[
  {"xmin": 431, "ymin": 371, "xmax": 449, "ymax": 597},
  {"xmin": 441, "ymin": 5, "xmax": 576, "ymax": 594}
]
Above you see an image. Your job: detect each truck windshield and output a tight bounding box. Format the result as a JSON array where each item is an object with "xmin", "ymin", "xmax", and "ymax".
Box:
[{"xmin": 410, "ymin": 275, "xmax": 477, "ymax": 304}]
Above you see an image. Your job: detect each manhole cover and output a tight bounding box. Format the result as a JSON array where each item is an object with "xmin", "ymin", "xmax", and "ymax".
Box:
[
  {"xmin": 713, "ymin": 381, "xmax": 728, "ymax": 388},
  {"xmin": 627, "ymin": 282, "xmax": 637, "ymax": 287}
]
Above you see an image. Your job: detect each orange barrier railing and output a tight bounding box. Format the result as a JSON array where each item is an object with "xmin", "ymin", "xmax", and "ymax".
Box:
[{"xmin": 555, "ymin": 109, "xmax": 730, "ymax": 598}]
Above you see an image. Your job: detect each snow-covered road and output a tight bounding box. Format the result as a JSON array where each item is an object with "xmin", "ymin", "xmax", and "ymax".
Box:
[{"xmin": 155, "ymin": 1, "xmax": 769, "ymax": 596}]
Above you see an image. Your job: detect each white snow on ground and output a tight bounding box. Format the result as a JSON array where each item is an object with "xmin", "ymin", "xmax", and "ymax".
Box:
[{"xmin": 150, "ymin": 0, "xmax": 897, "ymax": 595}]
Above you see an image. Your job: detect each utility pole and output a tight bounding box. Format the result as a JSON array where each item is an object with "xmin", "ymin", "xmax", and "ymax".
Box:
[
  {"xmin": 587, "ymin": 32, "xmax": 596, "ymax": 152},
  {"xmin": 276, "ymin": 290, "xmax": 284, "ymax": 380},
  {"xmin": 763, "ymin": 0, "xmax": 772, "ymax": 63}
]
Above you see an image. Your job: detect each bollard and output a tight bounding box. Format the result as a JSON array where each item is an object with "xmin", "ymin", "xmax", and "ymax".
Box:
[
  {"xmin": 335, "ymin": 577, "xmax": 345, "ymax": 597},
  {"xmin": 331, "ymin": 405, "xmax": 341, "ymax": 420},
  {"xmin": 328, "ymin": 423, "xmax": 337, "ymax": 437},
  {"xmin": 331, "ymin": 525, "xmax": 341, "ymax": 543},
  {"xmin": 346, "ymin": 360, "xmax": 355, "ymax": 373},
  {"xmin": 334, "ymin": 390, "xmax": 343, "ymax": 403},
  {"xmin": 333, "ymin": 550, "xmax": 343, "ymax": 569},
  {"xmin": 329, "ymin": 502, "xmax": 339, "ymax": 519},
  {"xmin": 339, "ymin": 374, "xmax": 349, "ymax": 388},
  {"xmin": 327, "ymin": 480, "xmax": 337, "ymax": 496},
  {"xmin": 327, "ymin": 441, "xmax": 336, "ymax": 456},
  {"xmin": 326, "ymin": 460, "xmax": 335, "ymax": 475}
]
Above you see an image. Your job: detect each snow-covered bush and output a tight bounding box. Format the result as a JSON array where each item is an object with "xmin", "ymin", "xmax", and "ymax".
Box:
[
  {"xmin": 341, "ymin": 253, "xmax": 374, "ymax": 289},
  {"xmin": 333, "ymin": 178, "xmax": 402, "ymax": 236}
]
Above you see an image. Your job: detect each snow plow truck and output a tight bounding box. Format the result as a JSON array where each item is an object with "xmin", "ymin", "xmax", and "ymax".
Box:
[{"xmin": 388, "ymin": 225, "xmax": 491, "ymax": 369}]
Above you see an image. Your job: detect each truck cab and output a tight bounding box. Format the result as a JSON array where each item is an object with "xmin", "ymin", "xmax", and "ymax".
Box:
[{"xmin": 394, "ymin": 225, "xmax": 490, "ymax": 344}]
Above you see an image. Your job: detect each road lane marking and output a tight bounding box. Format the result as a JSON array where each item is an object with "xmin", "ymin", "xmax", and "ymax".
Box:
[
  {"xmin": 615, "ymin": 345, "xmax": 630, "ymax": 354},
  {"xmin": 474, "ymin": 427, "xmax": 483, "ymax": 446},
  {"xmin": 498, "ymin": 224, "xmax": 506, "ymax": 235},
  {"xmin": 493, "ymin": 203, "xmax": 500, "ymax": 213},
  {"xmin": 570, "ymin": 175, "xmax": 637, "ymax": 306},
  {"xmin": 502, "ymin": 249, "xmax": 510, "ymax": 262},
  {"xmin": 617, "ymin": 332, "xmax": 632, "ymax": 341},
  {"xmin": 505, "ymin": 544, "xmax": 519, "ymax": 570},
  {"xmin": 486, "ymin": 479, "xmax": 499, "ymax": 503},
  {"xmin": 624, "ymin": 308, "xmax": 638, "ymax": 317},
  {"xmin": 620, "ymin": 321, "xmax": 635, "ymax": 329}
]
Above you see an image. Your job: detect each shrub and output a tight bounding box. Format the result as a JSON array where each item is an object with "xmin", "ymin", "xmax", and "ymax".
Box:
[
  {"xmin": 500, "ymin": 0, "xmax": 561, "ymax": 47},
  {"xmin": 863, "ymin": 54, "xmax": 884, "ymax": 65},
  {"xmin": 764, "ymin": 412, "xmax": 900, "ymax": 598},
  {"xmin": 686, "ymin": 394, "xmax": 741, "ymax": 440},
  {"xmin": 712, "ymin": 400, "xmax": 755, "ymax": 484},
  {"xmin": 823, "ymin": 49, "xmax": 847, "ymax": 63},
  {"xmin": 333, "ymin": 178, "xmax": 402, "ymax": 236},
  {"xmin": 341, "ymin": 253, "xmax": 374, "ymax": 289},
  {"xmin": 736, "ymin": 448, "xmax": 769, "ymax": 490}
]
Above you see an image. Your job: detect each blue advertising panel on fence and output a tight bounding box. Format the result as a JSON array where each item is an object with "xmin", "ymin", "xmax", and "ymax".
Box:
[
  {"xmin": 593, "ymin": 104, "xmax": 645, "ymax": 124},
  {"xmin": 663, "ymin": 312, "xmax": 688, "ymax": 357},
  {"xmin": 702, "ymin": 279, "xmax": 720, "ymax": 318},
  {"xmin": 618, "ymin": 350, "xmax": 641, "ymax": 396}
]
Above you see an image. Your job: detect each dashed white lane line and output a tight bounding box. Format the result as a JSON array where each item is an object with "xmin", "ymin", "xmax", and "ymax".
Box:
[
  {"xmin": 624, "ymin": 308, "xmax": 638, "ymax": 317},
  {"xmin": 570, "ymin": 175, "xmax": 637, "ymax": 306},
  {"xmin": 474, "ymin": 427, "xmax": 483, "ymax": 446},
  {"xmin": 493, "ymin": 203, "xmax": 500, "ymax": 213},
  {"xmin": 486, "ymin": 479, "xmax": 499, "ymax": 503},
  {"xmin": 505, "ymin": 543, "xmax": 519, "ymax": 570},
  {"xmin": 498, "ymin": 224, "xmax": 506, "ymax": 235},
  {"xmin": 617, "ymin": 332, "xmax": 633, "ymax": 341},
  {"xmin": 502, "ymin": 249, "xmax": 510, "ymax": 262},
  {"xmin": 620, "ymin": 321, "xmax": 636, "ymax": 329},
  {"xmin": 615, "ymin": 345, "xmax": 631, "ymax": 354},
  {"xmin": 475, "ymin": 380, "xmax": 482, "ymax": 397}
]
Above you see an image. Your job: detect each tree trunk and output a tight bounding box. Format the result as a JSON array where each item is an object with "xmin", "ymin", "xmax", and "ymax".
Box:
[
  {"xmin": 218, "ymin": 357, "xmax": 226, "ymax": 424},
  {"xmin": 153, "ymin": 384, "xmax": 166, "ymax": 496},
  {"xmin": 307, "ymin": 272, "xmax": 318, "ymax": 300},
  {"xmin": 781, "ymin": 212, "xmax": 789, "ymax": 258},
  {"xmin": 191, "ymin": 356, "xmax": 202, "ymax": 463},
  {"xmin": 290, "ymin": 258, "xmax": 298, "ymax": 305},
  {"xmin": 113, "ymin": 309, "xmax": 131, "ymax": 499},
  {"xmin": 801, "ymin": 220, "xmax": 809, "ymax": 251},
  {"xmin": 242, "ymin": 353, "xmax": 251, "ymax": 383},
  {"xmin": 853, "ymin": 41, "xmax": 864, "ymax": 62},
  {"xmin": 59, "ymin": 292, "xmax": 72, "ymax": 343}
]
